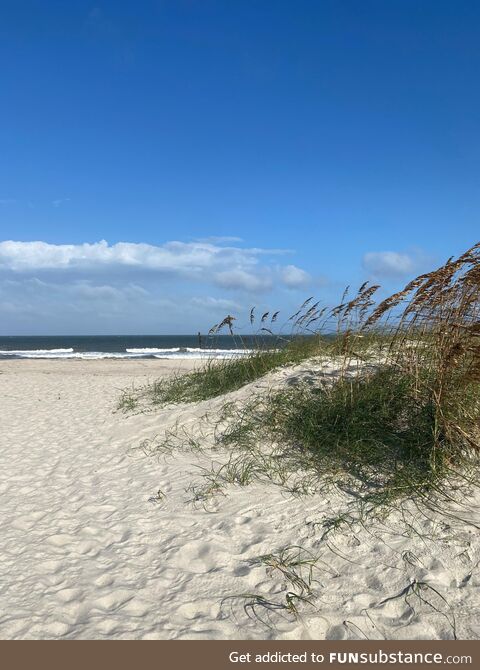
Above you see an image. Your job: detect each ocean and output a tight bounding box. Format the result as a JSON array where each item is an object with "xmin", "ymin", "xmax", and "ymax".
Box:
[{"xmin": 0, "ymin": 334, "xmax": 279, "ymax": 360}]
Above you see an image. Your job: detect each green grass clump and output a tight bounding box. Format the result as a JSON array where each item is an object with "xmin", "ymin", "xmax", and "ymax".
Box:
[
  {"xmin": 261, "ymin": 368, "xmax": 454, "ymax": 501},
  {"xmin": 136, "ymin": 336, "xmax": 324, "ymax": 407},
  {"xmin": 219, "ymin": 364, "xmax": 478, "ymax": 507}
]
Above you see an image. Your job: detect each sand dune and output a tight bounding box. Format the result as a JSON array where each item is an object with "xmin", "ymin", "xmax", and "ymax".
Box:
[{"xmin": 0, "ymin": 359, "xmax": 479, "ymax": 639}]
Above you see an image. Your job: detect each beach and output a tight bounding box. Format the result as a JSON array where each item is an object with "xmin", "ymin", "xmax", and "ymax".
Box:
[{"xmin": 1, "ymin": 359, "xmax": 480, "ymax": 640}]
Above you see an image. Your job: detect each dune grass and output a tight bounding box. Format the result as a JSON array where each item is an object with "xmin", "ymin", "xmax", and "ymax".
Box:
[
  {"xmin": 216, "ymin": 242, "xmax": 480, "ymax": 508},
  {"xmin": 123, "ymin": 242, "xmax": 480, "ymax": 511},
  {"xmin": 219, "ymin": 364, "xmax": 478, "ymax": 509}
]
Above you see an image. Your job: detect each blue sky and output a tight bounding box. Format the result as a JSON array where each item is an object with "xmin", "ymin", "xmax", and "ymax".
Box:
[{"xmin": 0, "ymin": 0, "xmax": 479, "ymax": 334}]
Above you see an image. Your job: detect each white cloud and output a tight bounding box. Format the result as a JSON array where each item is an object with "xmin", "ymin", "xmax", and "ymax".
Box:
[
  {"xmin": 362, "ymin": 251, "xmax": 416, "ymax": 278},
  {"xmin": 214, "ymin": 269, "xmax": 273, "ymax": 292},
  {"xmin": 0, "ymin": 239, "xmax": 308, "ymax": 291},
  {"xmin": 0, "ymin": 239, "xmax": 273, "ymax": 273},
  {"xmin": 280, "ymin": 264, "xmax": 311, "ymax": 288}
]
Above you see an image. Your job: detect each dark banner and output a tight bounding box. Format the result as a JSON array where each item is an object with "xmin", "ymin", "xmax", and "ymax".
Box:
[{"xmin": 0, "ymin": 641, "xmax": 478, "ymax": 670}]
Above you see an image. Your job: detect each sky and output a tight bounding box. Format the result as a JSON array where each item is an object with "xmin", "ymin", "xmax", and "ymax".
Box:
[{"xmin": 0, "ymin": 0, "xmax": 479, "ymax": 335}]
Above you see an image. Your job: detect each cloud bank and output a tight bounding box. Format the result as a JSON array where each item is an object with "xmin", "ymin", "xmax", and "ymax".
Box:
[
  {"xmin": 0, "ymin": 239, "xmax": 313, "ymax": 333},
  {"xmin": 0, "ymin": 239, "xmax": 308, "ymax": 292}
]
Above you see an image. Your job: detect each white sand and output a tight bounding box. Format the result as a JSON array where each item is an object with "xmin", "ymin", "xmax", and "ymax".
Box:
[{"xmin": 0, "ymin": 359, "xmax": 479, "ymax": 640}]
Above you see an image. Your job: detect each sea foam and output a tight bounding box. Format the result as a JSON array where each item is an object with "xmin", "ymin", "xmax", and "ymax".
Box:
[{"xmin": 0, "ymin": 346, "xmax": 253, "ymax": 360}]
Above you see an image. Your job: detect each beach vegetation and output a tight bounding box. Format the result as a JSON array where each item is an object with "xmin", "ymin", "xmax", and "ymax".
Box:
[
  {"xmin": 218, "ymin": 243, "xmax": 480, "ymax": 508},
  {"xmin": 124, "ymin": 242, "xmax": 480, "ymax": 513}
]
